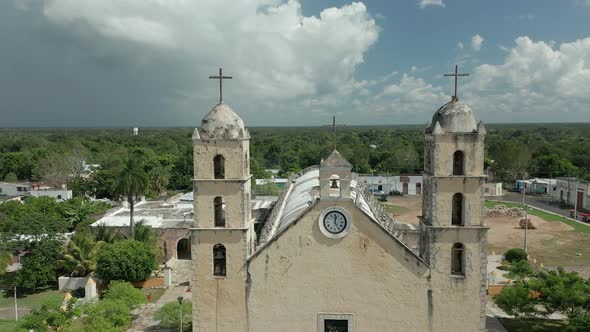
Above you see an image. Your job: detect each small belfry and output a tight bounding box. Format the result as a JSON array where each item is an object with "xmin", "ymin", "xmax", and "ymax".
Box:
[{"xmin": 191, "ymin": 68, "xmax": 252, "ymax": 332}]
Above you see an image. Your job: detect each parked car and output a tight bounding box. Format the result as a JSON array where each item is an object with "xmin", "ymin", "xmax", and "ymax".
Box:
[
  {"xmin": 371, "ymin": 190, "xmax": 385, "ymax": 196},
  {"xmin": 389, "ymin": 190, "xmax": 404, "ymax": 196},
  {"xmin": 378, "ymin": 195, "xmax": 388, "ymax": 202}
]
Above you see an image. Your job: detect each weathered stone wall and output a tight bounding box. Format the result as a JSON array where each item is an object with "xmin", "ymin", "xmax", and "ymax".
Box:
[
  {"xmin": 425, "ymin": 227, "xmax": 488, "ymax": 332},
  {"xmin": 193, "ymin": 180, "xmax": 251, "ymax": 228},
  {"xmin": 193, "ymin": 139, "xmax": 249, "ymax": 180},
  {"xmin": 191, "ymin": 229, "xmax": 248, "ymax": 332},
  {"xmin": 247, "ymin": 200, "xmax": 436, "ymax": 331}
]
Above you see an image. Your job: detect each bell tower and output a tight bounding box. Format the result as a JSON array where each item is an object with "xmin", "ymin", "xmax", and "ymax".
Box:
[
  {"xmin": 191, "ymin": 70, "xmax": 253, "ymax": 332},
  {"xmin": 419, "ymin": 67, "xmax": 488, "ymax": 331},
  {"xmin": 319, "ymin": 150, "xmax": 353, "ymax": 199}
]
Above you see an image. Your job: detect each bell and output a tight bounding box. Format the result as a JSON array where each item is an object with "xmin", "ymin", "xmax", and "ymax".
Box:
[{"xmin": 331, "ymin": 179, "xmax": 339, "ymax": 188}]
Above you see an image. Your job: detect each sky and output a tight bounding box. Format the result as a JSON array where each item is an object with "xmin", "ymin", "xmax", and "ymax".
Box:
[{"xmin": 0, "ymin": 0, "xmax": 589, "ymax": 127}]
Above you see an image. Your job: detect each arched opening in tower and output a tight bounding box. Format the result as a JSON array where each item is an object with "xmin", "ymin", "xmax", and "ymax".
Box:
[
  {"xmin": 329, "ymin": 174, "xmax": 341, "ymax": 197},
  {"xmin": 451, "ymin": 243, "xmax": 464, "ymax": 276},
  {"xmin": 213, "ymin": 244, "xmax": 226, "ymax": 277},
  {"xmin": 214, "ymin": 154, "xmax": 225, "ymax": 179},
  {"xmin": 453, "ymin": 150, "xmax": 464, "ymax": 175},
  {"xmin": 177, "ymin": 238, "xmax": 191, "ymax": 260},
  {"xmin": 452, "ymin": 193, "xmax": 464, "ymax": 226},
  {"xmin": 214, "ymin": 196, "xmax": 226, "ymax": 227}
]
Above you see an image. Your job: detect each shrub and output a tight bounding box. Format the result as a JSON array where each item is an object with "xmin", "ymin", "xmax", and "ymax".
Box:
[
  {"xmin": 493, "ymin": 282, "xmax": 537, "ymax": 317},
  {"xmin": 504, "ymin": 248, "xmax": 527, "ymax": 263},
  {"xmin": 102, "ymin": 281, "xmax": 147, "ymax": 309},
  {"xmin": 155, "ymin": 300, "xmax": 192, "ymax": 331},
  {"xmin": 506, "ymin": 260, "xmax": 535, "ymax": 280},
  {"xmin": 95, "ymin": 240, "xmax": 157, "ymax": 282},
  {"xmin": 566, "ymin": 312, "xmax": 590, "ymax": 332},
  {"xmin": 83, "ymin": 299, "xmax": 132, "ymax": 329}
]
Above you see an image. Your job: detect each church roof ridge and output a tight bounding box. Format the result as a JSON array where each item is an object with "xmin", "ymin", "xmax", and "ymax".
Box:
[{"xmin": 320, "ymin": 150, "xmax": 352, "ymax": 168}]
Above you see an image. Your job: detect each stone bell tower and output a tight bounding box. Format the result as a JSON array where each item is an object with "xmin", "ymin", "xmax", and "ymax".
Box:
[
  {"xmin": 319, "ymin": 150, "xmax": 353, "ymax": 199},
  {"xmin": 419, "ymin": 66, "xmax": 488, "ymax": 331},
  {"xmin": 191, "ymin": 71, "xmax": 253, "ymax": 332}
]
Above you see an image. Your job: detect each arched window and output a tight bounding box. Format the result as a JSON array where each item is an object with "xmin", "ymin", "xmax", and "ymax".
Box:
[
  {"xmin": 213, "ymin": 244, "xmax": 226, "ymax": 277},
  {"xmin": 214, "ymin": 155, "xmax": 225, "ymax": 179},
  {"xmin": 453, "ymin": 151, "xmax": 464, "ymax": 176},
  {"xmin": 452, "ymin": 193, "xmax": 464, "ymax": 226},
  {"xmin": 214, "ymin": 196, "xmax": 225, "ymax": 227},
  {"xmin": 177, "ymin": 238, "xmax": 191, "ymax": 260},
  {"xmin": 329, "ymin": 175, "xmax": 341, "ymax": 197},
  {"xmin": 451, "ymin": 243, "xmax": 464, "ymax": 276}
]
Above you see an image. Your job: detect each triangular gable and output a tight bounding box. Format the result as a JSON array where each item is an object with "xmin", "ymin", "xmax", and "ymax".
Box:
[{"xmin": 320, "ymin": 150, "xmax": 352, "ymax": 168}]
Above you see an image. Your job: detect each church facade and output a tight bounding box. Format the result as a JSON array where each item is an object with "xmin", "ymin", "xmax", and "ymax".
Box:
[{"xmin": 190, "ymin": 95, "xmax": 488, "ymax": 331}]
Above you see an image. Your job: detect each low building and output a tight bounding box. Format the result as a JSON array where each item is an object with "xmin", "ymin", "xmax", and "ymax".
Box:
[
  {"xmin": 91, "ymin": 194, "xmax": 277, "ymax": 262},
  {"xmin": 552, "ymin": 178, "xmax": 590, "ymax": 210},
  {"xmin": 515, "ymin": 178, "xmax": 556, "ymax": 195},
  {"xmin": 29, "ymin": 188, "xmax": 72, "ymax": 201},
  {"xmin": 483, "ymin": 183, "xmax": 503, "ymax": 197},
  {"xmin": 358, "ymin": 174, "xmax": 423, "ymax": 195},
  {"xmin": 0, "ymin": 182, "xmax": 31, "ymax": 196}
]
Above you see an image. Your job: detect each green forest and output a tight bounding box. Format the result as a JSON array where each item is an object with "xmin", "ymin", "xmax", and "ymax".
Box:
[{"xmin": 0, "ymin": 123, "xmax": 588, "ymax": 200}]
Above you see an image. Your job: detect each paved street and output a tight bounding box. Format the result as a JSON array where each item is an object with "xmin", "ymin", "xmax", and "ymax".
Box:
[{"xmin": 500, "ymin": 192, "xmax": 570, "ymax": 217}]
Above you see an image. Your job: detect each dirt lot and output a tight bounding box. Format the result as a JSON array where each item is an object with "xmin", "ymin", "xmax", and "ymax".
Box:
[
  {"xmin": 380, "ymin": 195, "xmax": 422, "ymax": 225},
  {"xmin": 486, "ymin": 214, "xmax": 590, "ymax": 277},
  {"xmin": 382, "ymin": 195, "xmax": 590, "ymax": 278}
]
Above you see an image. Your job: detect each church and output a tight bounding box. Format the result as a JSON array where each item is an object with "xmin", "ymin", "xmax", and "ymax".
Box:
[{"xmin": 190, "ymin": 69, "xmax": 488, "ymax": 332}]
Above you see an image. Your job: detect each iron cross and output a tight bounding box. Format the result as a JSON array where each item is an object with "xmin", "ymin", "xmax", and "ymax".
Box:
[
  {"xmin": 444, "ymin": 64, "xmax": 469, "ymax": 101},
  {"xmin": 209, "ymin": 68, "xmax": 232, "ymax": 104},
  {"xmin": 323, "ymin": 116, "xmax": 347, "ymax": 149}
]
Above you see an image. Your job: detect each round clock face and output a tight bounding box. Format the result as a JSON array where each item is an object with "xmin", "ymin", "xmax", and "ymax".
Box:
[{"xmin": 323, "ymin": 211, "xmax": 348, "ymax": 234}]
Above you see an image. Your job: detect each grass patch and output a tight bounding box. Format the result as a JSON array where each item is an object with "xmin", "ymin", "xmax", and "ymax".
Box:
[
  {"xmin": 0, "ymin": 288, "xmax": 62, "ymax": 309},
  {"xmin": 0, "ymin": 319, "xmax": 19, "ymax": 331},
  {"xmin": 486, "ymin": 200, "xmax": 590, "ymax": 234},
  {"xmin": 498, "ymin": 317, "xmax": 568, "ymax": 332}
]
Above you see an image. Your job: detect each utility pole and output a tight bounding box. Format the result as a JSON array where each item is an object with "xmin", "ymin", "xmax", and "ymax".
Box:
[
  {"xmin": 574, "ymin": 177, "xmax": 578, "ymax": 221},
  {"xmin": 14, "ymin": 285, "xmax": 18, "ymax": 321},
  {"xmin": 521, "ymin": 176, "xmax": 528, "ymax": 255},
  {"xmin": 178, "ymin": 296, "xmax": 184, "ymax": 331}
]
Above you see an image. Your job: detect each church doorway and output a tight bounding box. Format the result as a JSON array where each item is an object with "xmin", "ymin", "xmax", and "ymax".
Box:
[
  {"xmin": 403, "ymin": 182, "xmax": 408, "ymax": 195},
  {"xmin": 416, "ymin": 183, "xmax": 422, "ymax": 195},
  {"xmin": 177, "ymin": 238, "xmax": 191, "ymax": 260}
]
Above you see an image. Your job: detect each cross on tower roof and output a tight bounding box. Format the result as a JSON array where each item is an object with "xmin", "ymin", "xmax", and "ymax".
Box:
[
  {"xmin": 443, "ymin": 64, "xmax": 469, "ymax": 102},
  {"xmin": 209, "ymin": 68, "xmax": 232, "ymax": 104},
  {"xmin": 323, "ymin": 116, "xmax": 347, "ymax": 149}
]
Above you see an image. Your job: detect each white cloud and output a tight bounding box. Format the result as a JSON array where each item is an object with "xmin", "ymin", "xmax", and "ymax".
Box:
[
  {"xmin": 419, "ymin": 0, "xmax": 445, "ymax": 9},
  {"xmin": 471, "ymin": 34, "xmax": 484, "ymax": 51},
  {"xmin": 40, "ymin": 0, "xmax": 379, "ymax": 117},
  {"xmin": 457, "ymin": 42, "xmax": 464, "ymax": 49},
  {"xmin": 463, "ymin": 36, "xmax": 590, "ymax": 121}
]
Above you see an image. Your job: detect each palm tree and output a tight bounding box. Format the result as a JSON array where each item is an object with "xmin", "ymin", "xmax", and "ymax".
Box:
[
  {"xmin": 60, "ymin": 231, "xmax": 104, "ymax": 277},
  {"xmin": 63, "ymin": 198, "xmax": 100, "ymax": 229},
  {"xmin": 113, "ymin": 157, "xmax": 149, "ymax": 238},
  {"xmin": 94, "ymin": 224, "xmax": 123, "ymax": 244}
]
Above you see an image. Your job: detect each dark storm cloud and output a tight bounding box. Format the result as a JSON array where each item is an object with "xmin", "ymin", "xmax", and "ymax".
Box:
[{"xmin": 0, "ymin": 2, "xmax": 200, "ymax": 128}]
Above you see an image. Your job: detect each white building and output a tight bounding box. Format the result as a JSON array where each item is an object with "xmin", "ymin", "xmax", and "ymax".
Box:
[
  {"xmin": 0, "ymin": 182, "xmax": 31, "ymax": 197},
  {"xmin": 0, "ymin": 182, "xmax": 72, "ymax": 201},
  {"xmin": 483, "ymin": 183, "xmax": 503, "ymax": 197},
  {"xmin": 29, "ymin": 188, "xmax": 72, "ymax": 201},
  {"xmin": 552, "ymin": 178, "xmax": 589, "ymax": 210},
  {"xmin": 358, "ymin": 175, "xmax": 423, "ymax": 195}
]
